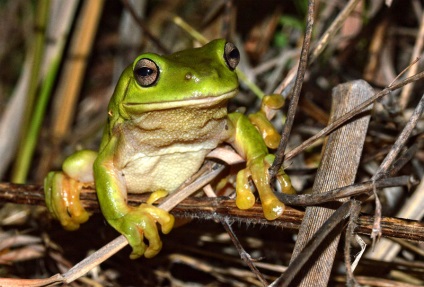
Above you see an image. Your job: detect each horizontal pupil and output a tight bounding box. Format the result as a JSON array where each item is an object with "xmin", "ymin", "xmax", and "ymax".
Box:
[{"xmin": 137, "ymin": 67, "xmax": 154, "ymax": 77}]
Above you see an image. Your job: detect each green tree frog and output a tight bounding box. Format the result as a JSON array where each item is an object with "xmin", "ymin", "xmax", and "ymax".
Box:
[{"xmin": 44, "ymin": 39, "xmax": 294, "ymax": 259}]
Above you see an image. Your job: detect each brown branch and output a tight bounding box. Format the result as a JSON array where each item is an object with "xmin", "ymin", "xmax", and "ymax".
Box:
[{"xmin": 0, "ymin": 182, "xmax": 423, "ymax": 241}]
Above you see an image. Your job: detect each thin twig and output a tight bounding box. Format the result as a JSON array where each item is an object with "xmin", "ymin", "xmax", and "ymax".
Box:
[
  {"xmin": 273, "ymin": 176, "xmax": 412, "ymax": 206},
  {"xmin": 269, "ymin": 0, "xmax": 315, "ymax": 179},
  {"xmin": 310, "ymin": 0, "xmax": 362, "ymax": 64},
  {"xmin": 344, "ymin": 200, "xmax": 362, "ymax": 287},
  {"xmin": 373, "ymin": 93, "xmax": 424, "ymax": 180},
  {"xmin": 221, "ymin": 219, "xmax": 268, "ymax": 286},
  {"xmin": 277, "ymin": 0, "xmax": 362, "ymax": 99},
  {"xmin": 399, "ymin": 10, "xmax": 424, "ymax": 108},
  {"xmin": 369, "ymin": 93, "xmax": 424, "ymax": 241},
  {"xmin": 284, "ymin": 71, "xmax": 424, "ymax": 162},
  {"xmin": 203, "ymin": 185, "xmax": 268, "ymax": 286}
]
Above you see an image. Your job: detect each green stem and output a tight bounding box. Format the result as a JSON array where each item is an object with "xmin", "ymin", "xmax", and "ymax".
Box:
[{"xmin": 11, "ymin": 0, "xmax": 51, "ymax": 183}]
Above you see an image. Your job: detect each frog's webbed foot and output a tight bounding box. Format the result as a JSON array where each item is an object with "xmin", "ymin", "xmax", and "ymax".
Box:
[
  {"xmin": 248, "ymin": 94, "xmax": 285, "ymax": 149},
  {"xmin": 109, "ymin": 191, "xmax": 175, "ymax": 259},
  {"xmin": 44, "ymin": 150, "xmax": 97, "ymax": 230},
  {"xmin": 236, "ymin": 154, "xmax": 295, "ymax": 220}
]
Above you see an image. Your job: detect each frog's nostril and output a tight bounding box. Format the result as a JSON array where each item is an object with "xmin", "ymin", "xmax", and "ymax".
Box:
[{"xmin": 185, "ymin": 72, "xmax": 193, "ymax": 80}]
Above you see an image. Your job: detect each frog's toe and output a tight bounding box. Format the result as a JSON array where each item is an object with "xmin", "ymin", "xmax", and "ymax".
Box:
[
  {"xmin": 262, "ymin": 197, "xmax": 285, "ymax": 220},
  {"xmin": 143, "ymin": 221, "xmax": 163, "ymax": 258},
  {"xmin": 124, "ymin": 225, "xmax": 147, "ymax": 260},
  {"xmin": 66, "ymin": 202, "xmax": 90, "ymax": 227},
  {"xmin": 235, "ymin": 169, "xmax": 256, "ymax": 209},
  {"xmin": 141, "ymin": 204, "xmax": 175, "ymax": 234},
  {"xmin": 115, "ymin": 204, "xmax": 174, "ymax": 259},
  {"xmin": 248, "ymin": 112, "xmax": 281, "ymax": 149},
  {"xmin": 249, "ymin": 156, "xmax": 287, "ymax": 220},
  {"xmin": 158, "ymin": 212, "xmax": 175, "ymax": 234},
  {"xmin": 146, "ymin": 190, "xmax": 169, "ymax": 205},
  {"xmin": 277, "ymin": 171, "xmax": 296, "ymax": 195},
  {"xmin": 262, "ymin": 94, "xmax": 285, "ymax": 110}
]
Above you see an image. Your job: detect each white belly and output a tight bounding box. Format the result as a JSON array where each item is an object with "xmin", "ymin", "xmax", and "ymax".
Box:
[{"xmin": 122, "ymin": 149, "xmax": 209, "ymax": 193}]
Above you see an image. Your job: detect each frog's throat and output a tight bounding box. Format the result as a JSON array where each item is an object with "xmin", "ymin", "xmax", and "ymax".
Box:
[{"xmin": 123, "ymin": 88, "xmax": 238, "ymax": 113}]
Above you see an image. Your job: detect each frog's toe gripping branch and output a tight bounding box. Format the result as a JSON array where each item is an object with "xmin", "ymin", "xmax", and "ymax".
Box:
[
  {"xmin": 250, "ymin": 155, "xmax": 286, "ymax": 220},
  {"xmin": 44, "ymin": 150, "xmax": 96, "ymax": 230},
  {"xmin": 235, "ymin": 168, "xmax": 256, "ymax": 209},
  {"xmin": 235, "ymin": 154, "xmax": 295, "ymax": 220},
  {"xmin": 228, "ymin": 111, "xmax": 294, "ymax": 220},
  {"xmin": 110, "ymin": 204, "xmax": 175, "ymax": 259},
  {"xmin": 44, "ymin": 172, "xmax": 90, "ymax": 230},
  {"xmin": 236, "ymin": 164, "xmax": 285, "ymax": 220}
]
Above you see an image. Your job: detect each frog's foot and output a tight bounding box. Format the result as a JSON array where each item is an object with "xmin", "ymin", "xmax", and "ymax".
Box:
[
  {"xmin": 248, "ymin": 94, "xmax": 285, "ymax": 149},
  {"xmin": 260, "ymin": 94, "xmax": 285, "ymax": 118},
  {"xmin": 44, "ymin": 172, "xmax": 90, "ymax": 230},
  {"xmin": 248, "ymin": 112, "xmax": 281, "ymax": 149},
  {"xmin": 44, "ymin": 150, "xmax": 97, "ymax": 230},
  {"xmin": 109, "ymin": 203, "xmax": 175, "ymax": 259},
  {"xmin": 235, "ymin": 154, "xmax": 295, "ymax": 220}
]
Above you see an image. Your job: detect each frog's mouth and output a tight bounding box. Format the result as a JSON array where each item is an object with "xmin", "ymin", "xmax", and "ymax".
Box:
[{"xmin": 123, "ymin": 88, "xmax": 238, "ymax": 113}]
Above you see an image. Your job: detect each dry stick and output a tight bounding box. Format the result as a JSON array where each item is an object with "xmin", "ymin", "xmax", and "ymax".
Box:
[
  {"xmin": 283, "ymin": 71, "xmax": 424, "ymax": 163},
  {"xmin": 373, "ymin": 94, "xmax": 424, "ymax": 179},
  {"xmin": 277, "ymin": 0, "xmax": 361, "ymax": 106},
  {"xmin": 0, "ymin": 177, "xmax": 422, "ymax": 235},
  {"xmin": 273, "ymin": 176, "xmax": 413, "ymax": 206},
  {"xmin": 342, "ymin": 140, "xmax": 418, "ymax": 286},
  {"xmin": 269, "ymin": 0, "xmax": 314, "ymax": 179},
  {"xmin": 369, "ymin": 93, "xmax": 424, "ymax": 242},
  {"xmin": 279, "ymin": 80, "xmax": 374, "ymax": 287},
  {"xmin": 309, "ymin": 0, "xmax": 362, "ymax": 64},
  {"xmin": 0, "ymin": 175, "xmax": 412, "ymax": 214},
  {"xmin": 220, "ymin": 218, "xmax": 269, "ymax": 286},
  {"xmin": 344, "ymin": 200, "xmax": 362, "ymax": 287},
  {"xmin": 272, "ymin": 144, "xmax": 417, "ymax": 207},
  {"xmin": 399, "ymin": 10, "xmax": 424, "ymax": 108}
]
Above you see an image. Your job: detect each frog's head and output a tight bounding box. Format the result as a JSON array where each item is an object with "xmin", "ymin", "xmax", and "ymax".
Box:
[{"xmin": 111, "ymin": 39, "xmax": 240, "ymax": 118}]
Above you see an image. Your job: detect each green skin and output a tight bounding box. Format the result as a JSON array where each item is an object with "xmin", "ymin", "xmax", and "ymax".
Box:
[{"xmin": 44, "ymin": 39, "xmax": 294, "ymax": 259}]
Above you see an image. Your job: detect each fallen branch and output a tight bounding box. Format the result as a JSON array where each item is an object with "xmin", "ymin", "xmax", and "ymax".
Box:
[{"xmin": 0, "ymin": 178, "xmax": 422, "ymax": 241}]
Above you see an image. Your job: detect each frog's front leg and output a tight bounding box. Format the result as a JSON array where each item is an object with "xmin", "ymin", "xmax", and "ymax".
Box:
[
  {"xmin": 44, "ymin": 150, "xmax": 96, "ymax": 230},
  {"xmin": 94, "ymin": 137, "xmax": 174, "ymax": 259},
  {"xmin": 228, "ymin": 112, "xmax": 295, "ymax": 220}
]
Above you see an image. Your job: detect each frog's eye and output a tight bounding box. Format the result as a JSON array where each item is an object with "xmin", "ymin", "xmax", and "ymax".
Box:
[
  {"xmin": 134, "ymin": 58, "xmax": 159, "ymax": 87},
  {"xmin": 224, "ymin": 42, "xmax": 240, "ymax": 70}
]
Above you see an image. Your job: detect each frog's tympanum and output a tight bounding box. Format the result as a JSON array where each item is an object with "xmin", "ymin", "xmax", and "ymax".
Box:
[{"xmin": 45, "ymin": 39, "xmax": 294, "ymax": 259}]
